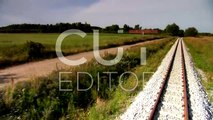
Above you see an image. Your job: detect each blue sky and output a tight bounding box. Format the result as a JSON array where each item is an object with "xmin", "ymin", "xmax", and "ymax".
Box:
[{"xmin": 0, "ymin": 0, "xmax": 212, "ymax": 32}]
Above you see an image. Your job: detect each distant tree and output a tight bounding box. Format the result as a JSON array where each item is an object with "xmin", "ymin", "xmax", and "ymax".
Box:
[
  {"xmin": 165, "ymin": 23, "xmax": 180, "ymax": 36},
  {"xmin": 111, "ymin": 24, "xmax": 119, "ymax": 32},
  {"xmin": 199, "ymin": 32, "xmax": 213, "ymax": 36},
  {"xmin": 104, "ymin": 24, "xmax": 120, "ymax": 33},
  {"xmin": 178, "ymin": 29, "xmax": 184, "ymax": 37},
  {"xmin": 134, "ymin": 24, "xmax": 141, "ymax": 30},
  {"xmin": 184, "ymin": 27, "xmax": 198, "ymax": 37},
  {"xmin": 123, "ymin": 24, "xmax": 133, "ymax": 33}
]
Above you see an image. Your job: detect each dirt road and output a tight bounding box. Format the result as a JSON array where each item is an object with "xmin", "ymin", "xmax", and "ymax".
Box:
[{"xmin": 0, "ymin": 39, "xmax": 164, "ymax": 87}]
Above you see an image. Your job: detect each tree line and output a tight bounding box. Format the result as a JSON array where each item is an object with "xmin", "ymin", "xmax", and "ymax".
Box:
[
  {"xmin": 0, "ymin": 22, "xmax": 210, "ymax": 37},
  {"xmin": 0, "ymin": 22, "xmax": 157, "ymax": 33},
  {"xmin": 164, "ymin": 23, "xmax": 200, "ymax": 37},
  {"xmin": 0, "ymin": 23, "xmax": 95, "ymax": 33}
]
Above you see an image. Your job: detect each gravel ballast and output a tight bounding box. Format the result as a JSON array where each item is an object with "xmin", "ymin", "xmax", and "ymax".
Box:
[
  {"xmin": 120, "ymin": 38, "xmax": 213, "ymax": 120},
  {"xmin": 182, "ymin": 39, "xmax": 213, "ymax": 119}
]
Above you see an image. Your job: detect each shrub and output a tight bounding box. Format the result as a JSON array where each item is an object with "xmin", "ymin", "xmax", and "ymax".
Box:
[
  {"xmin": 26, "ymin": 41, "xmax": 45, "ymax": 60},
  {"xmin": 184, "ymin": 27, "xmax": 198, "ymax": 37},
  {"xmin": 165, "ymin": 23, "xmax": 180, "ymax": 36}
]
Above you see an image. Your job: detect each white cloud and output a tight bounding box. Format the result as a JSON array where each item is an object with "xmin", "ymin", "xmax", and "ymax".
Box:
[
  {"xmin": 0, "ymin": 0, "xmax": 212, "ymax": 32},
  {"xmin": 73, "ymin": 0, "xmax": 213, "ymax": 32},
  {"xmin": 0, "ymin": 0, "xmax": 90, "ymax": 25}
]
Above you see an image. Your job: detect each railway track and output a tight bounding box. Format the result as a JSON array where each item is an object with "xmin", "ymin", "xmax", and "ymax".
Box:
[
  {"xmin": 148, "ymin": 38, "xmax": 189, "ymax": 120},
  {"xmin": 121, "ymin": 38, "xmax": 212, "ymax": 120}
]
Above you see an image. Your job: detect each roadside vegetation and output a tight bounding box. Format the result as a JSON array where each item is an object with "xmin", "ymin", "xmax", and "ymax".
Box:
[
  {"xmin": 0, "ymin": 37, "xmax": 175, "ymax": 120},
  {"xmin": 88, "ymin": 38, "xmax": 175, "ymax": 120},
  {"xmin": 184, "ymin": 37, "xmax": 213, "ymax": 103},
  {"xmin": 0, "ymin": 33, "xmax": 164, "ymax": 68}
]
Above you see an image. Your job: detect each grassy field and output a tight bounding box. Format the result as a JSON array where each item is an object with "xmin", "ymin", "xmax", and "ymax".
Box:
[
  {"xmin": 0, "ymin": 33, "xmax": 163, "ymax": 68},
  {"xmin": 0, "ymin": 37, "xmax": 175, "ymax": 119},
  {"xmin": 0, "ymin": 33, "xmax": 145, "ymax": 50},
  {"xmin": 184, "ymin": 37, "xmax": 213, "ymax": 103}
]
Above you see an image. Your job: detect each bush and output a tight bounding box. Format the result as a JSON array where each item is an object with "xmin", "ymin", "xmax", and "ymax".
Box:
[
  {"xmin": 0, "ymin": 41, "xmax": 46, "ymax": 68},
  {"xmin": 184, "ymin": 27, "xmax": 198, "ymax": 37},
  {"xmin": 165, "ymin": 23, "xmax": 180, "ymax": 36},
  {"xmin": 178, "ymin": 30, "xmax": 184, "ymax": 37},
  {"xmin": 26, "ymin": 41, "xmax": 45, "ymax": 60}
]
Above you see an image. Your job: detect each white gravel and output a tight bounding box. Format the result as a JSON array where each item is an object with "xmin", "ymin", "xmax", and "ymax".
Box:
[
  {"xmin": 154, "ymin": 39, "xmax": 184, "ymax": 119},
  {"xmin": 120, "ymin": 38, "xmax": 213, "ymax": 120},
  {"xmin": 120, "ymin": 39, "xmax": 179, "ymax": 120},
  {"xmin": 182, "ymin": 39, "xmax": 213, "ymax": 119}
]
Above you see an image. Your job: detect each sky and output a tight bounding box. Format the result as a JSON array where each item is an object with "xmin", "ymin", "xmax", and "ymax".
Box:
[{"xmin": 0, "ymin": 0, "xmax": 213, "ymax": 32}]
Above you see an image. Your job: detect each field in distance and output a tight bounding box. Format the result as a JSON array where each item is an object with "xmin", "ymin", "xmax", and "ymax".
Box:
[{"xmin": 0, "ymin": 33, "xmax": 163, "ymax": 68}]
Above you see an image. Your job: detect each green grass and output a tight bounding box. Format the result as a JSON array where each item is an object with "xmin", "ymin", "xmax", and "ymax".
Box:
[
  {"xmin": 0, "ymin": 33, "xmax": 143, "ymax": 49},
  {"xmin": 0, "ymin": 37, "xmax": 175, "ymax": 120},
  {"xmin": 184, "ymin": 36, "xmax": 213, "ymax": 103},
  {"xmin": 0, "ymin": 33, "xmax": 164, "ymax": 68}
]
